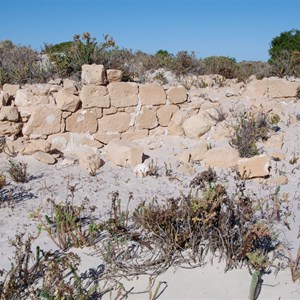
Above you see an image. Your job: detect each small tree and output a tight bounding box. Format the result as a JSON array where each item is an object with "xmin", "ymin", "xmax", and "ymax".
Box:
[{"xmin": 269, "ymin": 29, "xmax": 300, "ymax": 77}]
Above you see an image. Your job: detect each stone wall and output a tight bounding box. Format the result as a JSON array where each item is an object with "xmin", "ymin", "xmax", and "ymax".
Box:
[{"xmin": 0, "ymin": 64, "xmax": 299, "ymax": 166}]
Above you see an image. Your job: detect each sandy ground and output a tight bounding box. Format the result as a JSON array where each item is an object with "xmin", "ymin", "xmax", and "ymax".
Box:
[{"xmin": 0, "ymin": 132, "xmax": 300, "ymax": 299}]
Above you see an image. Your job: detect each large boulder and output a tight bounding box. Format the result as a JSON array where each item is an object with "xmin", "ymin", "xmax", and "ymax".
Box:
[
  {"xmin": 204, "ymin": 147, "xmax": 240, "ymax": 168},
  {"xmin": 107, "ymin": 69, "xmax": 123, "ymax": 83},
  {"xmin": 0, "ymin": 121, "xmax": 22, "ymax": 136},
  {"xmin": 75, "ymin": 147, "xmax": 104, "ymax": 173},
  {"xmin": 2, "ymin": 84, "xmax": 20, "ymax": 97},
  {"xmin": 0, "ymin": 106, "xmax": 19, "ymax": 122},
  {"xmin": 55, "ymin": 90, "xmax": 81, "ymax": 112},
  {"xmin": 136, "ymin": 107, "xmax": 158, "ymax": 129},
  {"xmin": 107, "ymin": 140, "xmax": 143, "ymax": 167},
  {"xmin": 65, "ymin": 110, "xmax": 98, "ymax": 133},
  {"xmin": 182, "ymin": 110, "xmax": 217, "ymax": 138},
  {"xmin": 108, "ymin": 82, "xmax": 138, "ymax": 107},
  {"xmin": 267, "ymin": 78, "xmax": 300, "ymax": 98},
  {"xmin": 80, "ymin": 85, "xmax": 110, "ymax": 108},
  {"xmin": 98, "ymin": 112, "xmax": 131, "ymax": 133},
  {"xmin": 22, "ymin": 106, "xmax": 62, "ymax": 136},
  {"xmin": 190, "ymin": 142, "xmax": 209, "ymax": 162},
  {"xmin": 238, "ymin": 154, "xmax": 271, "ymax": 178},
  {"xmin": 139, "ymin": 83, "xmax": 166, "ymax": 106},
  {"xmin": 166, "ymin": 86, "xmax": 187, "ymax": 104},
  {"xmin": 82, "ymin": 64, "xmax": 106, "ymax": 85},
  {"xmin": 157, "ymin": 105, "xmax": 179, "ymax": 127},
  {"xmin": 168, "ymin": 110, "xmax": 188, "ymax": 136}
]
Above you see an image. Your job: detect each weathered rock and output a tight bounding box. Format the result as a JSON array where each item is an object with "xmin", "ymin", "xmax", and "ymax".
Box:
[
  {"xmin": 204, "ymin": 147, "xmax": 240, "ymax": 168},
  {"xmin": 0, "ymin": 121, "xmax": 22, "ymax": 136},
  {"xmin": 55, "ymin": 90, "xmax": 81, "ymax": 112},
  {"xmin": 103, "ymin": 107, "xmax": 117, "ymax": 115},
  {"xmin": 133, "ymin": 163, "xmax": 150, "ymax": 177},
  {"xmin": 107, "ymin": 69, "xmax": 123, "ymax": 82},
  {"xmin": 136, "ymin": 107, "xmax": 158, "ymax": 129},
  {"xmin": 98, "ymin": 112, "xmax": 131, "ymax": 133},
  {"xmin": 168, "ymin": 110, "xmax": 188, "ymax": 136},
  {"xmin": 23, "ymin": 106, "xmax": 62, "ymax": 136},
  {"xmin": 108, "ymin": 82, "xmax": 138, "ymax": 107},
  {"xmin": 243, "ymin": 79, "xmax": 269, "ymax": 99},
  {"xmin": 176, "ymin": 150, "xmax": 191, "ymax": 163},
  {"xmin": 0, "ymin": 106, "xmax": 19, "ymax": 122},
  {"xmin": 190, "ymin": 142, "xmax": 208, "ymax": 162},
  {"xmin": 268, "ymin": 175, "xmax": 288, "ymax": 185},
  {"xmin": 34, "ymin": 151, "xmax": 56, "ymax": 165},
  {"xmin": 263, "ymin": 134, "xmax": 284, "ymax": 149},
  {"xmin": 14, "ymin": 89, "xmax": 34, "ymax": 107},
  {"xmin": 271, "ymin": 151, "xmax": 286, "ymax": 161},
  {"xmin": 178, "ymin": 163, "xmax": 195, "ymax": 175},
  {"xmin": 66, "ymin": 110, "xmax": 98, "ymax": 133},
  {"xmin": 267, "ymin": 78, "xmax": 299, "ymax": 98},
  {"xmin": 107, "ymin": 140, "xmax": 143, "ymax": 167},
  {"xmin": 63, "ymin": 79, "xmax": 78, "ymax": 94},
  {"xmin": 93, "ymin": 132, "xmax": 120, "ymax": 144},
  {"xmin": 238, "ymin": 154, "xmax": 271, "ymax": 178},
  {"xmin": 166, "ymin": 86, "xmax": 187, "ymax": 104},
  {"xmin": 82, "ymin": 64, "xmax": 106, "ymax": 85},
  {"xmin": 21, "ymin": 139, "xmax": 51, "ymax": 155},
  {"xmin": 80, "ymin": 85, "xmax": 110, "ymax": 108},
  {"xmin": 157, "ymin": 105, "xmax": 179, "ymax": 127},
  {"xmin": 139, "ymin": 83, "xmax": 166, "ymax": 106},
  {"xmin": 121, "ymin": 129, "xmax": 148, "ymax": 141},
  {"xmin": 182, "ymin": 110, "xmax": 216, "ymax": 138},
  {"xmin": 149, "ymin": 127, "xmax": 166, "ymax": 137},
  {"xmin": 75, "ymin": 147, "xmax": 104, "ymax": 172},
  {"xmin": 3, "ymin": 84, "xmax": 20, "ymax": 97}
]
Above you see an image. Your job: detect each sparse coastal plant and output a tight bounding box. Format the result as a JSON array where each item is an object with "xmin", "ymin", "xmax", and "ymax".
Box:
[
  {"xmin": 230, "ymin": 112, "xmax": 271, "ymax": 158},
  {"xmin": 8, "ymin": 159, "xmax": 28, "ymax": 183}
]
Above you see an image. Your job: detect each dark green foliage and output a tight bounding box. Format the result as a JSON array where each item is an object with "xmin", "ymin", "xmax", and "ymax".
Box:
[
  {"xmin": 230, "ymin": 113, "xmax": 271, "ymax": 158},
  {"xmin": 202, "ymin": 56, "xmax": 237, "ymax": 79},
  {"xmin": 269, "ymin": 29, "xmax": 300, "ymax": 77},
  {"xmin": 8, "ymin": 159, "xmax": 28, "ymax": 183}
]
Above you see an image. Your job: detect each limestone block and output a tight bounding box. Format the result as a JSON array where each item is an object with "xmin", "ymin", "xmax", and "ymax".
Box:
[
  {"xmin": 3, "ymin": 84, "xmax": 20, "ymax": 97},
  {"xmin": 107, "ymin": 140, "xmax": 143, "ymax": 167},
  {"xmin": 23, "ymin": 106, "xmax": 62, "ymax": 136},
  {"xmin": 66, "ymin": 110, "xmax": 97, "ymax": 133},
  {"xmin": 157, "ymin": 105, "xmax": 179, "ymax": 127},
  {"xmin": 93, "ymin": 132, "xmax": 120, "ymax": 144},
  {"xmin": 0, "ymin": 121, "xmax": 22, "ymax": 136},
  {"xmin": 136, "ymin": 107, "xmax": 158, "ymax": 129},
  {"xmin": 121, "ymin": 129, "xmax": 148, "ymax": 141},
  {"xmin": 55, "ymin": 89, "xmax": 80, "ymax": 112},
  {"xmin": 34, "ymin": 151, "xmax": 56, "ymax": 165},
  {"xmin": 139, "ymin": 83, "xmax": 166, "ymax": 106},
  {"xmin": 182, "ymin": 111, "xmax": 216, "ymax": 138},
  {"xmin": 108, "ymin": 82, "xmax": 138, "ymax": 107},
  {"xmin": 107, "ymin": 69, "xmax": 123, "ymax": 82},
  {"xmin": 82, "ymin": 64, "xmax": 106, "ymax": 85},
  {"xmin": 238, "ymin": 154, "xmax": 271, "ymax": 179},
  {"xmin": 190, "ymin": 142, "xmax": 209, "ymax": 162},
  {"xmin": 80, "ymin": 85, "xmax": 110, "ymax": 108},
  {"xmin": 204, "ymin": 147, "xmax": 240, "ymax": 168},
  {"xmin": 75, "ymin": 147, "xmax": 104, "ymax": 172},
  {"xmin": 0, "ymin": 106, "xmax": 19, "ymax": 122},
  {"xmin": 63, "ymin": 79, "xmax": 78, "ymax": 94},
  {"xmin": 98, "ymin": 112, "xmax": 131, "ymax": 133},
  {"xmin": 166, "ymin": 86, "xmax": 187, "ymax": 104}
]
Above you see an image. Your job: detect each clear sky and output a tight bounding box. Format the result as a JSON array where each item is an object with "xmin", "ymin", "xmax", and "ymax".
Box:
[{"xmin": 0, "ymin": 0, "xmax": 299, "ymax": 62}]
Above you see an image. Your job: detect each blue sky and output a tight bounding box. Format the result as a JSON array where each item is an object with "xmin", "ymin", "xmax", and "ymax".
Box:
[{"xmin": 0, "ymin": 0, "xmax": 299, "ymax": 61}]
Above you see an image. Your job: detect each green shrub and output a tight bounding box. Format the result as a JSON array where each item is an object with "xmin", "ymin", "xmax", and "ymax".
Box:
[
  {"xmin": 269, "ymin": 29, "xmax": 300, "ymax": 77},
  {"xmin": 230, "ymin": 112, "xmax": 271, "ymax": 158},
  {"xmin": 202, "ymin": 56, "xmax": 237, "ymax": 79},
  {"xmin": 0, "ymin": 40, "xmax": 54, "ymax": 84}
]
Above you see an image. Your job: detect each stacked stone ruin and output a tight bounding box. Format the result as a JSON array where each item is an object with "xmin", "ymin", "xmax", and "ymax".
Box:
[{"xmin": 0, "ymin": 64, "xmax": 299, "ymax": 177}]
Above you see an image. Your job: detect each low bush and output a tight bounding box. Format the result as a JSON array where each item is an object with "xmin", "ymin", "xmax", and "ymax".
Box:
[{"xmin": 230, "ymin": 112, "xmax": 272, "ymax": 158}]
